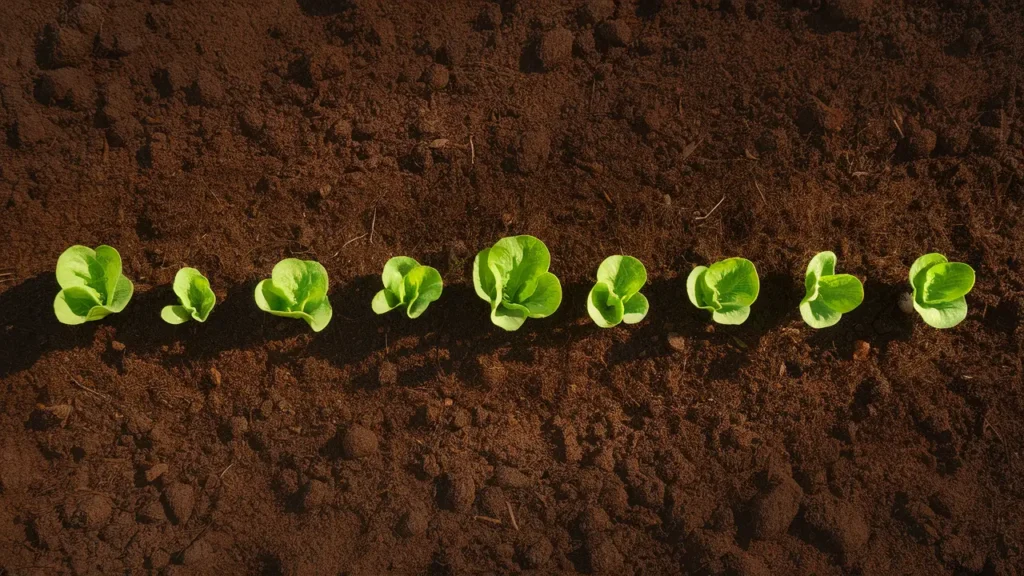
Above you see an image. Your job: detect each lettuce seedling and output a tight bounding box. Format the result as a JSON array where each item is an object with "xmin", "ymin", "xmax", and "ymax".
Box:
[
  {"xmin": 588, "ymin": 255, "xmax": 649, "ymax": 328},
  {"xmin": 161, "ymin": 267, "xmax": 216, "ymax": 324},
  {"xmin": 800, "ymin": 251, "xmax": 864, "ymax": 329},
  {"xmin": 371, "ymin": 256, "xmax": 443, "ymax": 319},
  {"xmin": 686, "ymin": 257, "xmax": 759, "ymax": 325},
  {"xmin": 254, "ymin": 258, "xmax": 333, "ymax": 332},
  {"xmin": 473, "ymin": 235, "xmax": 562, "ymax": 331},
  {"xmin": 908, "ymin": 253, "xmax": 975, "ymax": 329},
  {"xmin": 53, "ymin": 245, "xmax": 134, "ymax": 325}
]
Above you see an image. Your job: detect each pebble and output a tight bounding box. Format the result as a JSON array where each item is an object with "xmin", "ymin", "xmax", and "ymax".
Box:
[
  {"xmin": 341, "ymin": 425, "xmax": 378, "ymax": 459},
  {"xmin": 538, "ymin": 28, "xmax": 573, "ymax": 71},
  {"xmin": 597, "ymin": 20, "xmax": 632, "ymax": 47},
  {"xmin": 667, "ymin": 332, "xmax": 687, "ymax": 352},
  {"xmin": 397, "ymin": 508, "xmax": 428, "ymax": 537},
  {"xmin": 143, "ymin": 462, "xmax": 168, "ymax": 484},
  {"xmin": 438, "ymin": 473, "xmax": 476, "ymax": 512},
  {"xmin": 852, "ymin": 340, "xmax": 871, "ymax": 361},
  {"xmin": 750, "ymin": 478, "xmax": 803, "ymax": 540},
  {"xmin": 162, "ymin": 483, "xmax": 195, "ymax": 525}
]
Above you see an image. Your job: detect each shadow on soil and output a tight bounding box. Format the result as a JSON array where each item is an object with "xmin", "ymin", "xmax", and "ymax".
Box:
[{"xmin": 1, "ymin": 271, "xmax": 864, "ymax": 387}]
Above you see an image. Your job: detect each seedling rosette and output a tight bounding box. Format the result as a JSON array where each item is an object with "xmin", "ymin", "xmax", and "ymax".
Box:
[
  {"xmin": 161, "ymin": 267, "xmax": 216, "ymax": 324},
  {"xmin": 587, "ymin": 255, "xmax": 649, "ymax": 328},
  {"xmin": 473, "ymin": 235, "xmax": 562, "ymax": 331},
  {"xmin": 371, "ymin": 256, "xmax": 443, "ymax": 318},
  {"xmin": 800, "ymin": 251, "xmax": 864, "ymax": 328},
  {"xmin": 686, "ymin": 257, "xmax": 759, "ymax": 325},
  {"xmin": 907, "ymin": 253, "xmax": 975, "ymax": 329},
  {"xmin": 54, "ymin": 245, "xmax": 134, "ymax": 325},
  {"xmin": 254, "ymin": 258, "xmax": 333, "ymax": 332}
]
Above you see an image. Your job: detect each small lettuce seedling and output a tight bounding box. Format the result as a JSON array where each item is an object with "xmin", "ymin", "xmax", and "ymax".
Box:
[
  {"xmin": 54, "ymin": 245, "xmax": 134, "ymax": 325},
  {"xmin": 907, "ymin": 253, "xmax": 975, "ymax": 329},
  {"xmin": 473, "ymin": 235, "xmax": 562, "ymax": 331},
  {"xmin": 254, "ymin": 258, "xmax": 333, "ymax": 332},
  {"xmin": 686, "ymin": 257, "xmax": 759, "ymax": 325},
  {"xmin": 161, "ymin": 267, "xmax": 216, "ymax": 324},
  {"xmin": 588, "ymin": 255, "xmax": 649, "ymax": 328},
  {"xmin": 800, "ymin": 251, "xmax": 864, "ymax": 329},
  {"xmin": 371, "ymin": 257, "xmax": 443, "ymax": 318}
]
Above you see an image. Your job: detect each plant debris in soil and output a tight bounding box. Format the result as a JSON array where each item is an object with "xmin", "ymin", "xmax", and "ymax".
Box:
[{"xmin": 2, "ymin": 0, "xmax": 1024, "ymax": 574}]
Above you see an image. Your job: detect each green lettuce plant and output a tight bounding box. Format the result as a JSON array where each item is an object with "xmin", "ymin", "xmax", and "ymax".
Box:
[
  {"xmin": 800, "ymin": 251, "xmax": 864, "ymax": 329},
  {"xmin": 53, "ymin": 245, "xmax": 134, "ymax": 325},
  {"xmin": 587, "ymin": 255, "xmax": 649, "ymax": 328},
  {"xmin": 254, "ymin": 258, "xmax": 333, "ymax": 332},
  {"xmin": 686, "ymin": 257, "xmax": 759, "ymax": 325},
  {"xmin": 371, "ymin": 257, "xmax": 443, "ymax": 318},
  {"xmin": 473, "ymin": 235, "xmax": 562, "ymax": 331},
  {"xmin": 161, "ymin": 267, "xmax": 216, "ymax": 324},
  {"xmin": 907, "ymin": 253, "xmax": 975, "ymax": 329}
]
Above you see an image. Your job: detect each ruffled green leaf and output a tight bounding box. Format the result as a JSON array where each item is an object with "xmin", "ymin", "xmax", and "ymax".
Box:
[
  {"xmin": 53, "ymin": 245, "xmax": 133, "ymax": 324},
  {"xmin": 404, "ymin": 265, "xmax": 443, "ymax": 319},
  {"xmin": 712, "ymin": 305, "xmax": 751, "ymax": 325},
  {"xmin": 161, "ymin": 305, "xmax": 192, "ymax": 325},
  {"xmin": 621, "ymin": 292, "xmax": 649, "ymax": 325},
  {"xmin": 803, "ymin": 251, "xmax": 837, "ymax": 303},
  {"xmin": 704, "ymin": 258, "xmax": 759, "ymax": 308},
  {"xmin": 922, "ymin": 262, "xmax": 975, "ymax": 305},
  {"xmin": 588, "ymin": 282, "xmax": 624, "ymax": 328},
  {"xmin": 382, "ymin": 257, "xmax": 419, "ymax": 300},
  {"xmin": 589, "ymin": 255, "xmax": 648, "ymax": 328},
  {"xmin": 816, "ymin": 274, "xmax": 864, "ymax": 314},
  {"xmin": 686, "ymin": 266, "xmax": 712, "ymax": 310},
  {"xmin": 164, "ymin": 267, "xmax": 215, "ymax": 324},
  {"xmin": 371, "ymin": 289, "xmax": 401, "ymax": 314},
  {"xmin": 473, "ymin": 236, "xmax": 561, "ymax": 331},
  {"xmin": 909, "ymin": 253, "xmax": 974, "ymax": 329},
  {"xmin": 800, "ymin": 297, "xmax": 842, "ymax": 329},
  {"xmin": 914, "ymin": 296, "xmax": 968, "ymax": 329},
  {"xmin": 254, "ymin": 259, "xmax": 333, "ymax": 331}
]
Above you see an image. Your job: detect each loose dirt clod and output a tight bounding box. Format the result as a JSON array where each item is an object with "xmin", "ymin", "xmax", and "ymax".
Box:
[{"xmin": 340, "ymin": 425, "xmax": 378, "ymax": 459}]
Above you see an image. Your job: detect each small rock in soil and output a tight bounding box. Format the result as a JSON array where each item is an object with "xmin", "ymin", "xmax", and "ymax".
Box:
[
  {"xmin": 378, "ymin": 361, "xmax": 398, "ymax": 386},
  {"xmin": 181, "ymin": 538, "xmax": 212, "ymax": 565},
  {"xmin": 852, "ymin": 340, "xmax": 870, "ymax": 361},
  {"xmin": 397, "ymin": 507, "xmax": 428, "ymax": 537},
  {"xmin": 802, "ymin": 495, "xmax": 870, "ymax": 564},
  {"xmin": 493, "ymin": 466, "xmax": 531, "ymax": 489},
  {"xmin": 143, "ymin": 462, "xmax": 168, "ymax": 484},
  {"xmin": 585, "ymin": 533, "xmax": 625, "ymax": 573},
  {"xmin": 422, "ymin": 64, "xmax": 449, "ymax": 90},
  {"xmin": 537, "ymin": 28, "xmax": 574, "ymax": 71},
  {"xmin": 797, "ymin": 98, "xmax": 845, "ymax": 133},
  {"xmin": 477, "ymin": 486, "xmax": 507, "ymax": 517},
  {"xmin": 162, "ymin": 483, "xmax": 195, "ymax": 525},
  {"xmin": 67, "ymin": 3, "xmax": 105, "ymax": 34},
  {"xmin": 721, "ymin": 549, "xmax": 771, "ymax": 576},
  {"xmin": 190, "ymin": 71, "xmax": 225, "ymax": 107},
  {"xmin": 597, "ymin": 20, "xmax": 632, "ymax": 47},
  {"xmin": 438, "ymin": 473, "xmax": 476, "ymax": 512},
  {"xmin": 34, "ymin": 69, "xmax": 94, "ymax": 110},
  {"xmin": 38, "ymin": 24, "xmax": 93, "ymax": 68},
  {"xmin": 450, "ymin": 408, "xmax": 471, "ymax": 430},
  {"xmin": 229, "ymin": 416, "xmax": 249, "ymax": 439},
  {"xmin": 750, "ymin": 477, "xmax": 803, "ymax": 540},
  {"xmin": 136, "ymin": 500, "xmax": 166, "ymax": 524},
  {"xmin": 519, "ymin": 536, "xmax": 554, "ymax": 568},
  {"xmin": 301, "ymin": 480, "xmax": 330, "ymax": 511},
  {"xmin": 556, "ymin": 423, "xmax": 583, "ymax": 463},
  {"xmin": 64, "ymin": 494, "xmax": 113, "ymax": 530},
  {"xmin": 581, "ymin": 0, "xmax": 615, "ymax": 24},
  {"xmin": 515, "ymin": 130, "xmax": 551, "ymax": 174},
  {"xmin": 666, "ymin": 332, "xmax": 687, "ymax": 352},
  {"xmin": 577, "ymin": 505, "xmax": 612, "ymax": 533},
  {"xmin": 341, "ymin": 425, "xmax": 378, "ymax": 459}
]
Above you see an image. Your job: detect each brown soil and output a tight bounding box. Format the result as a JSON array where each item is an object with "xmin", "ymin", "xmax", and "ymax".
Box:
[{"xmin": 2, "ymin": 0, "xmax": 1024, "ymax": 574}]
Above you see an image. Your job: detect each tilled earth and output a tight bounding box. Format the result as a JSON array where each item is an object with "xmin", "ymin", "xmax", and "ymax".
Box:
[{"xmin": 2, "ymin": 0, "xmax": 1024, "ymax": 574}]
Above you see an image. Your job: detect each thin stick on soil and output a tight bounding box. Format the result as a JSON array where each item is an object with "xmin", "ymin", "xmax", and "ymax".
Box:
[
  {"xmin": 695, "ymin": 195, "xmax": 726, "ymax": 220},
  {"xmin": 342, "ymin": 233, "xmax": 368, "ymax": 248},
  {"xmin": 754, "ymin": 180, "xmax": 766, "ymax": 204},
  {"xmin": 369, "ymin": 205, "xmax": 377, "ymax": 244},
  {"xmin": 506, "ymin": 501, "xmax": 520, "ymax": 531},
  {"xmin": 61, "ymin": 368, "xmax": 110, "ymax": 402},
  {"xmin": 219, "ymin": 462, "xmax": 235, "ymax": 479},
  {"xmin": 474, "ymin": 515, "xmax": 502, "ymax": 526},
  {"xmin": 469, "ymin": 135, "xmax": 475, "ymax": 165}
]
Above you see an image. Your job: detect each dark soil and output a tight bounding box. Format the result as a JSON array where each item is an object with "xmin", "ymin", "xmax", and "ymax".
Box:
[{"xmin": 2, "ymin": 0, "xmax": 1024, "ymax": 574}]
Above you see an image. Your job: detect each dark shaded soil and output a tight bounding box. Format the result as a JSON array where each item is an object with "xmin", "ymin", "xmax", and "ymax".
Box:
[{"xmin": 2, "ymin": 0, "xmax": 1024, "ymax": 574}]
